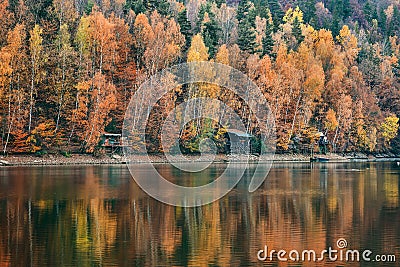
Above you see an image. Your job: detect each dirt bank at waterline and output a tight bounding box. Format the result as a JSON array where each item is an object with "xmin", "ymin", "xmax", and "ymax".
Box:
[{"xmin": 1, "ymin": 152, "xmax": 400, "ymax": 166}]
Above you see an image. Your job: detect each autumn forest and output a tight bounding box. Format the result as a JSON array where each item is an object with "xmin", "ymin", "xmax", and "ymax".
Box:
[{"xmin": 0, "ymin": 0, "xmax": 400, "ymax": 155}]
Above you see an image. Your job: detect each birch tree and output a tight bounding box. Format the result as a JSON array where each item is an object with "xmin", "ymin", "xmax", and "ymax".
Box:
[{"xmin": 28, "ymin": 24, "xmax": 44, "ymax": 133}]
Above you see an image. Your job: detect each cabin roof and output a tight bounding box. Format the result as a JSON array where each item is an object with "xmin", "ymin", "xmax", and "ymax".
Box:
[
  {"xmin": 102, "ymin": 133, "xmax": 122, "ymax": 137},
  {"xmin": 226, "ymin": 129, "xmax": 252, "ymax": 138}
]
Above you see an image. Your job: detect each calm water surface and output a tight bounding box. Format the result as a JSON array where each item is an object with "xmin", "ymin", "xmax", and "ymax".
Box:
[{"xmin": 0, "ymin": 162, "xmax": 399, "ymax": 266}]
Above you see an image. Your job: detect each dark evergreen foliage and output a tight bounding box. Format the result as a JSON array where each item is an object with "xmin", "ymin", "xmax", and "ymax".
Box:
[
  {"xmin": 178, "ymin": 9, "xmax": 192, "ymax": 51},
  {"xmin": 237, "ymin": 0, "xmax": 258, "ymax": 53},
  {"xmin": 262, "ymin": 12, "xmax": 274, "ymax": 57},
  {"xmin": 267, "ymin": 0, "xmax": 284, "ymax": 29}
]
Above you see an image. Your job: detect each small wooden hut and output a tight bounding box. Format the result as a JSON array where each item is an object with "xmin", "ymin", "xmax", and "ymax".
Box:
[
  {"xmin": 100, "ymin": 133, "xmax": 123, "ymax": 154},
  {"xmin": 225, "ymin": 129, "xmax": 252, "ymax": 154}
]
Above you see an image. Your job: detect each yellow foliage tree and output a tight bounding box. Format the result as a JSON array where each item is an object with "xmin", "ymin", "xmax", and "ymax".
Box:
[
  {"xmin": 187, "ymin": 34, "xmax": 209, "ymax": 62},
  {"xmin": 283, "ymin": 6, "xmax": 303, "ymax": 24},
  {"xmin": 325, "ymin": 108, "xmax": 338, "ymax": 131},
  {"xmin": 380, "ymin": 115, "xmax": 399, "ymax": 148},
  {"xmin": 337, "ymin": 25, "xmax": 359, "ymax": 66},
  {"xmin": 27, "ymin": 120, "xmax": 59, "ymax": 153}
]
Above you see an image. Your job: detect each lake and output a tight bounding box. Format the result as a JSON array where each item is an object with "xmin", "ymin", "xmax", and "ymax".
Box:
[{"xmin": 0, "ymin": 162, "xmax": 399, "ymax": 266}]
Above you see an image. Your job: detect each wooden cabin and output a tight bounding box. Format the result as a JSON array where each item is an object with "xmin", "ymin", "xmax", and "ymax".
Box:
[
  {"xmin": 100, "ymin": 133, "xmax": 123, "ymax": 154},
  {"xmin": 225, "ymin": 129, "xmax": 253, "ymax": 154}
]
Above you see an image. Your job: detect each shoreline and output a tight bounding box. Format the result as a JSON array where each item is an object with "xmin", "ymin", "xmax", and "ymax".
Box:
[{"xmin": 1, "ymin": 153, "xmax": 400, "ymax": 166}]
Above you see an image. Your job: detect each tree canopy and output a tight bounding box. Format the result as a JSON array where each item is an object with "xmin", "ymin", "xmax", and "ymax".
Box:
[{"xmin": 0, "ymin": 0, "xmax": 399, "ymax": 155}]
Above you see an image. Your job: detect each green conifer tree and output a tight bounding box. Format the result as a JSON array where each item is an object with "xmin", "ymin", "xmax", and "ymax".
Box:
[
  {"xmin": 147, "ymin": 0, "xmax": 169, "ymax": 16},
  {"xmin": 178, "ymin": 8, "xmax": 192, "ymax": 51},
  {"xmin": 330, "ymin": 0, "xmax": 352, "ymax": 36},
  {"xmin": 301, "ymin": 0, "xmax": 317, "ymax": 27},
  {"xmin": 194, "ymin": 3, "xmax": 220, "ymax": 57},
  {"xmin": 213, "ymin": 0, "xmax": 226, "ymax": 8},
  {"xmin": 378, "ymin": 7, "xmax": 387, "ymax": 37},
  {"xmin": 237, "ymin": 0, "xmax": 257, "ymax": 53},
  {"xmin": 202, "ymin": 15, "xmax": 220, "ymax": 57},
  {"xmin": 262, "ymin": 11, "xmax": 274, "ymax": 57},
  {"xmin": 292, "ymin": 16, "xmax": 304, "ymax": 48},
  {"xmin": 268, "ymin": 0, "xmax": 284, "ymax": 29},
  {"xmin": 195, "ymin": 4, "xmax": 209, "ymax": 34},
  {"xmin": 253, "ymin": 0, "xmax": 270, "ymax": 19},
  {"xmin": 363, "ymin": 1, "xmax": 378, "ymax": 23},
  {"xmin": 387, "ymin": 6, "xmax": 400, "ymax": 37}
]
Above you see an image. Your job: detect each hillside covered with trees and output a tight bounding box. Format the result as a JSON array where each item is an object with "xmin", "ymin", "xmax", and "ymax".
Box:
[{"xmin": 0, "ymin": 0, "xmax": 400, "ymax": 155}]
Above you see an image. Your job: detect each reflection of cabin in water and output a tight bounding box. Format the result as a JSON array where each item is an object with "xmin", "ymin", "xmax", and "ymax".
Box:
[
  {"xmin": 100, "ymin": 133, "xmax": 123, "ymax": 154},
  {"xmin": 225, "ymin": 129, "xmax": 252, "ymax": 154}
]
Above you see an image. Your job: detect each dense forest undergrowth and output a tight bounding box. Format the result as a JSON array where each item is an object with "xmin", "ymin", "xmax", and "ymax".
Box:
[{"xmin": 0, "ymin": 0, "xmax": 400, "ymax": 156}]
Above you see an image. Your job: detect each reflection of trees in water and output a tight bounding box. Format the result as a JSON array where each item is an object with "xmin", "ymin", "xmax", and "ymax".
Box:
[{"xmin": 0, "ymin": 164, "xmax": 398, "ymax": 266}]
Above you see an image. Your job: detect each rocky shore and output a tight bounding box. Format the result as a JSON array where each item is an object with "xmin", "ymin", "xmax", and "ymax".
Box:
[{"xmin": 0, "ymin": 152, "xmax": 400, "ymax": 166}]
